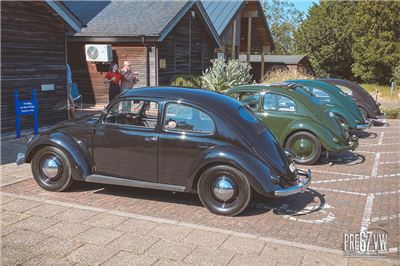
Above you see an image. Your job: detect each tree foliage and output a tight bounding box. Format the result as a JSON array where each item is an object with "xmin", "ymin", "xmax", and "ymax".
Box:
[
  {"xmin": 295, "ymin": 1, "xmax": 356, "ymax": 78},
  {"xmin": 351, "ymin": 2, "xmax": 400, "ymax": 83},
  {"xmin": 262, "ymin": 0, "xmax": 304, "ymax": 55},
  {"xmin": 295, "ymin": 1, "xmax": 400, "ymax": 84}
]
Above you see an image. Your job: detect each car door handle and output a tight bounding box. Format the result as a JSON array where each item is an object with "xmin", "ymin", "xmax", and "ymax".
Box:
[{"xmin": 144, "ymin": 137, "xmax": 158, "ymax": 142}]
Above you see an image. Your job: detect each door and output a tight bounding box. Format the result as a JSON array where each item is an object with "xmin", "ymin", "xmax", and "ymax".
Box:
[
  {"xmin": 260, "ymin": 93, "xmax": 298, "ymax": 138},
  {"xmin": 93, "ymin": 98, "xmax": 160, "ymax": 182},
  {"xmin": 158, "ymin": 102, "xmax": 217, "ymax": 186}
]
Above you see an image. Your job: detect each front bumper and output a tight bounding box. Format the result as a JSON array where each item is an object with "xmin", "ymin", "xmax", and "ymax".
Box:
[
  {"xmin": 16, "ymin": 153, "xmax": 25, "ymax": 166},
  {"xmin": 274, "ymin": 169, "xmax": 312, "ymax": 197}
]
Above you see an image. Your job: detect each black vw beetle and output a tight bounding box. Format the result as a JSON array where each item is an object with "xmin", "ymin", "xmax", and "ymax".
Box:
[{"xmin": 17, "ymin": 87, "xmax": 311, "ymax": 216}]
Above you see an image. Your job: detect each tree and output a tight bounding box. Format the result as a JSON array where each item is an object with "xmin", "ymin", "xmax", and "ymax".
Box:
[
  {"xmin": 262, "ymin": 0, "xmax": 304, "ymax": 55},
  {"xmin": 295, "ymin": 1, "xmax": 356, "ymax": 78},
  {"xmin": 351, "ymin": 2, "xmax": 400, "ymax": 84}
]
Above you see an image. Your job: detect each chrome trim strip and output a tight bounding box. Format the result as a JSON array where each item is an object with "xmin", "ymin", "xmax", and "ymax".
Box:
[
  {"xmin": 356, "ymin": 123, "xmax": 370, "ymax": 130},
  {"xmin": 16, "ymin": 153, "xmax": 25, "ymax": 166},
  {"xmin": 85, "ymin": 174, "xmax": 186, "ymax": 192},
  {"xmin": 274, "ymin": 170, "xmax": 311, "ymax": 197}
]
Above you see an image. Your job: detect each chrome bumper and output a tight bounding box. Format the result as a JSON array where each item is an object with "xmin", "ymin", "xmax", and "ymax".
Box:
[
  {"xmin": 16, "ymin": 153, "xmax": 25, "ymax": 166},
  {"xmin": 274, "ymin": 169, "xmax": 312, "ymax": 197},
  {"xmin": 356, "ymin": 123, "xmax": 370, "ymax": 130}
]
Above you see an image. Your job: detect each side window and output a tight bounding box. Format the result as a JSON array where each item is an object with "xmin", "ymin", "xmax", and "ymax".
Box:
[
  {"xmin": 264, "ymin": 94, "xmax": 296, "ymax": 112},
  {"xmin": 163, "ymin": 103, "xmax": 215, "ymax": 133},
  {"xmin": 105, "ymin": 99, "xmax": 159, "ymax": 128},
  {"xmin": 237, "ymin": 92, "xmax": 260, "ymax": 111}
]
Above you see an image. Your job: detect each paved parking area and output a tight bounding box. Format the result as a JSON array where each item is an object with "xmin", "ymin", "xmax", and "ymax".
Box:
[{"xmin": 1, "ymin": 120, "xmax": 399, "ymax": 264}]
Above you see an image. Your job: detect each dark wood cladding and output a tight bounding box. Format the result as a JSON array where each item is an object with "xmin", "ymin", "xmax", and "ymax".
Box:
[
  {"xmin": 158, "ymin": 7, "xmax": 215, "ymax": 85},
  {"xmin": 67, "ymin": 43, "xmax": 153, "ymax": 105},
  {"xmin": 1, "ymin": 1, "xmax": 69, "ymax": 133}
]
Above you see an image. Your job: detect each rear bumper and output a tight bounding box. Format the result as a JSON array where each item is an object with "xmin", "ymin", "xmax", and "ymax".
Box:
[
  {"xmin": 16, "ymin": 153, "xmax": 25, "ymax": 166},
  {"xmin": 274, "ymin": 169, "xmax": 311, "ymax": 197},
  {"xmin": 355, "ymin": 123, "xmax": 371, "ymax": 130}
]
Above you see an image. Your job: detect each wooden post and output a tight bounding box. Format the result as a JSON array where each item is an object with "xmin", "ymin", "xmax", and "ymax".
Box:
[
  {"xmin": 260, "ymin": 46, "xmax": 265, "ymax": 82},
  {"xmin": 231, "ymin": 19, "xmax": 236, "ymax": 59},
  {"xmin": 247, "ymin": 17, "xmax": 252, "ymax": 62}
]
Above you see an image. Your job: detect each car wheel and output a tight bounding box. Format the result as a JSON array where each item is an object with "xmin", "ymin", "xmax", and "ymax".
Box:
[
  {"xmin": 197, "ymin": 165, "xmax": 252, "ymax": 216},
  {"xmin": 285, "ymin": 131, "xmax": 322, "ymax": 165},
  {"xmin": 31, "ymin": 146, "xmax": 73, "ymax": 192}
]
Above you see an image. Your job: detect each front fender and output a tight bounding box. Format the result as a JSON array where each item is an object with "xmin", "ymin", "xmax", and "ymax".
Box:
[
  {"xmin": 186, "ymin": 145, "xmax": 279, "ymax": 196},
  {"xmin": 25, "ymin": 131, "xmax": 92, "ymax": 181}
]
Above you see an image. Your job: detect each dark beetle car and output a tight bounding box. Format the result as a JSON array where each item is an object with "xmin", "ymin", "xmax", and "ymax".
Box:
[
  {"xmin": 17, "ymin": 87, "xmax": 311, "ymax": 216},
  {"xmin": 318, "ymin": 78, "xmax": 385, "ymax": 120}
]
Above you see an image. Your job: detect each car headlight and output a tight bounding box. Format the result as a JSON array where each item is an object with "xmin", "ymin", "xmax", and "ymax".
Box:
[
  {"xmin": 329, "ymin": 111, "xmax": 335, "ymax": 118},
  {"xmin": 355, "ymin": 119, "xmax": 360, "ymax": 123},
  {"xmin": 333, "ymin": 137, "xmax": 339, "ymax": 143}
]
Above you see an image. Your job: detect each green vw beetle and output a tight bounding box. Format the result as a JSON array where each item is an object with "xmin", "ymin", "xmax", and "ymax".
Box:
[
  {"xmin": 287, "ymin": 80, "xmax": 370, "ymax": 130},
  {"xmin": 227, "ymin": 83, "xmax": 358, "ymax": 165}
]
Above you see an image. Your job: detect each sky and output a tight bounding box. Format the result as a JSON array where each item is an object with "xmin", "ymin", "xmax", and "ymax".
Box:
[{"xmin": 287, "ymin": 0, "xmax": 318, "ymax": 14}]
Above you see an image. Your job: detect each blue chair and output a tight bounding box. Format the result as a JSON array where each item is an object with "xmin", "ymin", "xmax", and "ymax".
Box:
[{"xmin": 70, "ymin": 83, "xmax": 82, "ymax": 109}]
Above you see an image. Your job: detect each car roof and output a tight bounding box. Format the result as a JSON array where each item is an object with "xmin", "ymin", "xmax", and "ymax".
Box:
[{"xmin": 120, "ymin": 86, "xmax": 243, "ymax": 114}]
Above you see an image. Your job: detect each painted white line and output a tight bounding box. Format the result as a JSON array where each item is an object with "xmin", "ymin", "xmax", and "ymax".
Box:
[
  {"xmin": 1, "ymin": 192, "xmax": 346, "ymax": 256},
  {"xmin": 359, "ymin": 143, "xmax": 392, "ymax": 147},
  {"xmin": 360, "ymin": 194, "xmax": 375, "ymax": 232},
  {"xmin": 313, "ymin": 176, "xmax": 370, "ymax": 184},
  {"xmin": 371, "ymin": 152, "xmax": 381, "ymax": 178},
  {"xmin": 379, "ymin": 161, "xmax": 400, "ymax": 164},
  {"xmin": 1, "ymin": 176, "xmax": 31, "ymax": 187},
  {"xmin": 377, "ymin": 132, "xmax": 385, "ymax": 145},
  {"xmin": 357, "ymin": 151, "xmax": 399, "ymax": 154},
  {"xmin": 374, "ymin": 190, "xmax": 400, "ymax": 196},
  {"xmin": 370, "ymin": 213, "xmax": 400, "ymax": 223},
  {"xmin": 384, "ymin": 136, "xmax": 400, "ymax": 139},
  {"xmin": 312, "ymin": 187, "xmax": 367, "ymax": 196},
  {"xmin": 376, "ymin": 173, "xmax": 400, "ymax": 178}
]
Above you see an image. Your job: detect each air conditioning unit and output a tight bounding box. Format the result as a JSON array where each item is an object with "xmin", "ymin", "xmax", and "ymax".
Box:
[{"xmin": 85, "ymin": 44, "xmax": 112, "ymax": 62}]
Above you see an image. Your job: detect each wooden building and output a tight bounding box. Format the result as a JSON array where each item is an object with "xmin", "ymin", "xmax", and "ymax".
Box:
[
  {"xmin": 239, "ymin": 54, "xmax": 314, "ymax": 81},
  {"xmin": 1, "ymin": 1, "xmax": 81, "ymax": 133},
  {"xmin": 202, "ymin": 0, "xmax": 275, "ymax": 80},
  {"xmin": 65, "ymin": 1, "xmax": 221, "ymax": 105}
]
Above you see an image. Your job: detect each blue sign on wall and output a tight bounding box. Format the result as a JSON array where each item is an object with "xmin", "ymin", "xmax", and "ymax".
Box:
[{"xmin": 14, "ymin": 90, "xmax": 39, "ymax": 138}]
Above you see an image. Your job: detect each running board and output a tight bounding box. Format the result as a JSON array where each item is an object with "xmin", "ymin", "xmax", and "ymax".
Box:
[{"xmin": 85, "ymin": 174, "xmax": 186, "ymax": 192}]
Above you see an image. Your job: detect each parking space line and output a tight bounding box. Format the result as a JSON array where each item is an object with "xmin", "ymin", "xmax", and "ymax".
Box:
[
  {"xmin": 374, "ymin": 190, "xmax": 400, "ymax": 196},
  {"xmin": 376, "ymin": 173, "xmax": 400, "ymax": 178},
  {"xmin": 379, "ymin": 161, "xmax": 400, "ymax": 164},
  {"xmin": 312, "ymin": 187, "xmax": 367, "ymax": 196},
  {"xmin": 313, "ymin": 176, "xmax": 370, "ymax": 184},
  {"xmin": 357, "ymin": 150, "xmax": 399, "ymax": 154},
  {"xmin": 370, "ymin": 214, "xmax": 400, "ymax": 223},
  {"xmin": 377, "ymin": 132, "xmax": 384, "ymax": 145},
  {"xmin": 360, "ymin": 194, "xmax": 375, "ymax": 232},
  {"xmin": 371, "ymin": 152, "xmax": 381, "ymax": 178}
]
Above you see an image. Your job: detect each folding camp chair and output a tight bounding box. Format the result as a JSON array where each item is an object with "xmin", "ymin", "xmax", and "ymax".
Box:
[{"xmin": 70, "ymin": 82, "xmax": 83, "ymax": 109}]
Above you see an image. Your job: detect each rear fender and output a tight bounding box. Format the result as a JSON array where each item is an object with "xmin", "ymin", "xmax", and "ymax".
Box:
[
  {"xmin": 25, "ymin": 131, "xmax": 92, "ymax": 181},
  {"xmin": 329, "ymin": 107, "xmax": 358, "ymax": 128},
  {"xmin": 186, "ymin": 145, "xmax": 278, "ymax": 196}
]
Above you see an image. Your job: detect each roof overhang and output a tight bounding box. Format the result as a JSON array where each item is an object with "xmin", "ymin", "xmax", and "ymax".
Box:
[
  {"xmin": 158, "ymin": 1, "xmax": 222, "ymax": 47},
  {"xmin": 45, "ymin": 0, "xmax": 83, "ymax": 32},
  {"xmin": 67, "ymin": 36, "xmax": 159, "ymax": 44}
]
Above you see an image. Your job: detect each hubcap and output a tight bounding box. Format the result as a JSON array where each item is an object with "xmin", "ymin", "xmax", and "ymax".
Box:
[
  {"xmin": 212, "ymin": 176, "xmax": 237, "ymax": 202},
  {"xmin": 41, "ymin": 156, "xmax": 62, "ymax": 179},
  {"xmin": 292, "ymin": 138, "xmax": 314, "ymax": 159}
]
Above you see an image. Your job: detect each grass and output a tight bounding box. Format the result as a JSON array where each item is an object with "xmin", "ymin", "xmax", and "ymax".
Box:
[
  {"xmin": 360, "ymin": 83, "xmax": 399, "ymax": 100},
  {"xmin": 262, "ymin": 68, "xmax": 314, "ymax": 83}
]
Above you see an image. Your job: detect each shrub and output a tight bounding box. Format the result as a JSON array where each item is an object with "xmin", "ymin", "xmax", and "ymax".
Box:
[
  {"xmin": 170, "ymin": 74, "xmax": 201, "ymax": 88},
  {"xmin": 201, "ymin": 59, "xmax": 252, "ymax": 92},
  {"xmin": 263, "ymin": 67, "xmax": 314, "ymax": 83},
  {"xmin": 393, "ymin": 65, "xmax": 400, "ymax": 86},
  {"xmin": 382, "ymin": 106, "xmax": 400, "ymax": 119}
]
